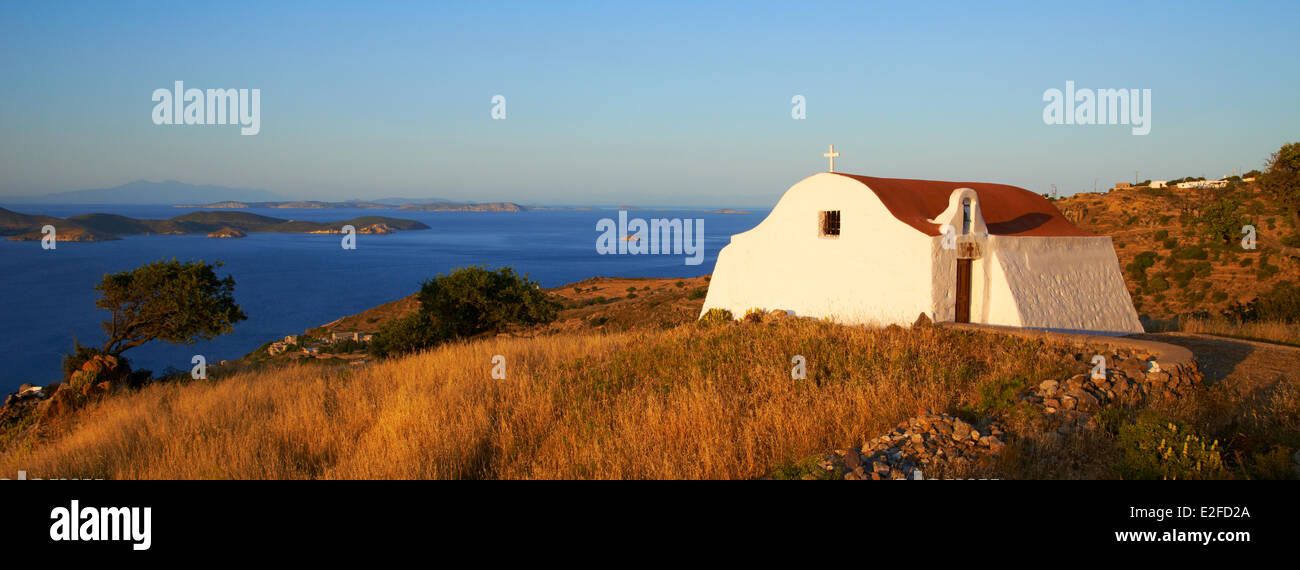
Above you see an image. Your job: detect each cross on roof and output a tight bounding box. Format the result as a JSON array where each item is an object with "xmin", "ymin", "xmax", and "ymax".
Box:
[{"xmin": 824, "ymin": 145, "xmax": 839, "ymax": 172}]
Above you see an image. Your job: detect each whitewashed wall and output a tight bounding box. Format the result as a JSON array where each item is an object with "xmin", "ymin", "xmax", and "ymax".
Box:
[
  {"xmin": 704, "ymin": 173, "xmax": 1144, "ymax": 335},
  {"xmin": 702, "ymin": 173, "xmax": 933, "ymax": 325},
  {"xmin": 985, "ymin": 235, "xmax": 1144, "ymax": 334}
]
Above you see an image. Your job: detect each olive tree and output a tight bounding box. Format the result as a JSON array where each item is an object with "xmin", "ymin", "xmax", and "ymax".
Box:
[{"xmin": 95, "ymin": 259, "xmax": 246, "ymax": 354}]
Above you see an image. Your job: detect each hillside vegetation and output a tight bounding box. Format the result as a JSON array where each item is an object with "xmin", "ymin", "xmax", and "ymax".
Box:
[
  {"xmin": 1058, "ymin": 183, "xmax": 1295, "ymax": 320},
  {"xmin": 6, "ymin": 314, "xmax": 1295, "ymax": 480},
  {"xmin": 0, "ymin": 320, "xmax": 1083, "ymax": 479},
  {"xmin": 1055, "ymin": 144, "xmax": 1300, "ymax": 327},
  {"xmin": 1050, "ymin": 142, "xmax": 1300, "ymax": 346}
]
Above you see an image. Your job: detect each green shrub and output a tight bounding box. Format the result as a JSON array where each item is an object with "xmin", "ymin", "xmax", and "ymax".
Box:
[
  {"xmin": 1253, "ymin": 281, "xmax": 1300, "ymax": 321},
  {"xmin": 417, "ymin": 265, "xmax": 559, "ymax": 339},
  {"xmin": 687, "ymin": 288, "xmax": 707, "ymax": 300},
  {"xmin": 1096, "ymin": 408, "xmax": 1128, "ymax": 436},
  {"xmin": 1117, "ymin": 416, "xmax": 1224, "ymax": 480},
  {"xmin": 1249, "ymin": 446, "xmax": 1296, "ymax": 480},
  {"xmin": 1173, "ymin": 246, "xmax": 1208, "ymax": 260},
  {"xmin": 368, "ymin": 313, "xmax": 444, "ymax": 358},
  {"xmin": 1127, "ymin": 251, "xmax": 1160, "ymax": 281},
  {"xmin": 1147, "ymin": 275, "xmax": 1170, "ymax": 293},
  {"xmin": 370, "ymin": 266, "xmax": 559, "ymax": 358},
  {"xmin": 960, "ymin": 376, "xmax": 1027, "ymax": 418},
  {"xmin": 769, "ymin": 455, "xmax": 841, "ymax": 480},
  {"xmin": 698, "ymin": 308, "xmax": 733, "ymax": 327},
  {"xmin": 1255, "ymin": 256, "xmax": 1281, "ymax": 280},
  {"xmin": 1154, "ymin": 229, "xmax": 1169, "ymax": 241},
  {"xmin": 64, "ymin": 369, "xmax": 99, "ymax": 394},
  {"xmin": 1197, "ymin": 196, "xmax": 1245, "ymax": 244},
  {"xmin": 1125, "ymin": 263, "xmax": 1143, "ymax": 281}
]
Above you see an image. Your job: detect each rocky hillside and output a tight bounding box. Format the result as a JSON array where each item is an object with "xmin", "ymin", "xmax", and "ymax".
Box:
[{"xmin": 1055, "ymin": 182, "xmax": 1298, "ymax": 320}]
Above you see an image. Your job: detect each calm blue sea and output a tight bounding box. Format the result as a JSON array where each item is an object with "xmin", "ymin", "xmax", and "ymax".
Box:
[{"xmin": 0, "ymin": 204, "xmax": 766, "ymax": 392}]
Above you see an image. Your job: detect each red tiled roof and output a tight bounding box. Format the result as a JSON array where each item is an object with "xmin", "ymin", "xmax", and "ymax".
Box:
[{"xmin": 835, "ymin": 174, "xmax": 1094, "ymax": 237}]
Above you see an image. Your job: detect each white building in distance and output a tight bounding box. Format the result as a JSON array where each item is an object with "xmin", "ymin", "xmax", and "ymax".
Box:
[
  {"xmin": 1175, "ymin": 179, "xmax": 1228, "ymax": 189},
  {"xmin": 702, "ymin": 170, "xmax": 1143, "ymax": 335}
]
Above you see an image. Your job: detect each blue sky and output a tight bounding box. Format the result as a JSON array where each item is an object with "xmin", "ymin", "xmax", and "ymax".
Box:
[{"xmin": 1, "ymin": 0, "xmax": 1297, "ymax": 206}]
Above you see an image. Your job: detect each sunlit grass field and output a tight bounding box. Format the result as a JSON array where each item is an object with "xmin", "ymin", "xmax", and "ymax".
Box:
[{"xmin": 0, "ymin": 320, "xmax": 1079, "ymax": 479}]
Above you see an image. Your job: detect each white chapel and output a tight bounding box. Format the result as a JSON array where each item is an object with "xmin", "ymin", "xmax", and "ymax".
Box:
[{"xmin": 701, "ymin": 148, "xmax": 1143, "ymax": 335}]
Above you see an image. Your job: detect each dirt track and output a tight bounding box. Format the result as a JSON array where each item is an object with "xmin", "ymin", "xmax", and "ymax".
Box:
[{"xmin": 1136, "ymin": 332, "xmax": 1299, "ymax": 389}]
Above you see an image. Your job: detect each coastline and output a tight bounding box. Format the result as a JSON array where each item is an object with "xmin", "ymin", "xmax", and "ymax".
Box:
[{"xmin": 232, "ymin": 274, "xmax": 713, "ymax": 370}]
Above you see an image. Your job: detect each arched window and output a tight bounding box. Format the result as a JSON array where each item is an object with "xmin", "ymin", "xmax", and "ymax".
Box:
[{"xmin": 961, "ymin": 198, "xmax": 971, "ymax": 235}]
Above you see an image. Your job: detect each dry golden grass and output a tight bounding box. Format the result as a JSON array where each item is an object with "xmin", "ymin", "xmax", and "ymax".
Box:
[
  {"xmin": 1174, "ymin": 317, "xmax": 1300, "ymax": 346},
  {"xmin": 0, "ymin": 321, "xmax": 1080, "ymax": 480}
]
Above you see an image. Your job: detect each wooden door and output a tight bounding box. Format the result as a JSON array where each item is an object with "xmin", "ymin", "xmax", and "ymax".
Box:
[{"xmin": 955, "ymin": 259, "xmax": 972, "ymax": 323}]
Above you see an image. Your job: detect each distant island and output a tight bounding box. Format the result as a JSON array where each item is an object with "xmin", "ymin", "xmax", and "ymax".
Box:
[
  {"xmin": 1, "ymin": 179, "xmax": 760, "ymax": 214},
  {"xmin": 2, "ymin": 180, "xmax": 285, "ymax": 205},
  {"xmin": 175, "ymin": 200, "xmax": 527, "ymax": 212},
  {"xmin": 0, "ymin": 207, "xmax": 429, "ymax": 242}
]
